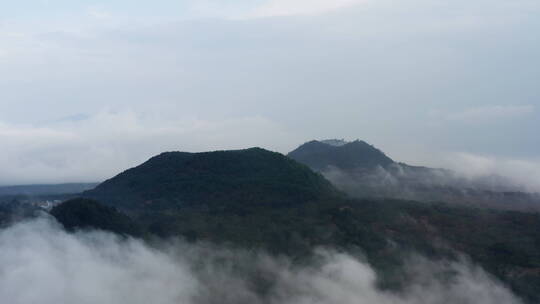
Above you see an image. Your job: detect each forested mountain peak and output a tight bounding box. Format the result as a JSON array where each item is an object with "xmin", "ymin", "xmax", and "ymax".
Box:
[
  {"xmin": 83, "ymin": 147, "xmax": 338, "ymax": 211},
  {"xmin": 287, "ymin": 139, "xmax": 394, "ymax": 171}
]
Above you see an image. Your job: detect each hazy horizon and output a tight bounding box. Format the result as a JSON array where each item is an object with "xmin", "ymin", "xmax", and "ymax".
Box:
[{"xmin": 1, "ymin": 0, "xmax": 539, "ymax": 187}]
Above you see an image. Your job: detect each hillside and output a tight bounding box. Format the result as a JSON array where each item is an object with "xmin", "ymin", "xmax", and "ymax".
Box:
[
  {"xmin": 50, "ymin": 198, "xmax": 141, "ymax": 236},
  {"xmin": 53, "ymin": 195, "xmax": 540, "ymax": 303},
  {"xmin": 83, "ymin": 147, "xmax": 338, "ymax": 213},
  {"xmin": 288, "ymin": 140, "xmax": 394, "ymax": 171},
  {"xmin": 288, "ymin": 140, "xmax": 540, "ymax": 212},
  {"xmin": 0, "ymin": 199, "xmax": 41, "ymax": 227},
  {"xmin": 42, "ymin": 145, "xmax": 539, "ymax": 302}
]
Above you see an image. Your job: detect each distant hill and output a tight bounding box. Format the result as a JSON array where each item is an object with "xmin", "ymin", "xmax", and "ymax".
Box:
[
  {"xmin": 0, "ymin": 199, "xmax": 41, "ymax": 227},
  {"xmin": 50, "ymin": 198, "xmax": 141, "ymax": 236},
  {"xmin": 84, "ymin": 147, "xmax": 338, "ymax": 213},
  {"xmin": 288, "ymin": 140, "xmax": 394, "ymax": 171},
  {"xmin": 288, "ymin": 140, "xmax": 540, "ymax": 212},
  {"xmin": 0, "ymin": 183, "xmax": 98, "ymax": 196}
]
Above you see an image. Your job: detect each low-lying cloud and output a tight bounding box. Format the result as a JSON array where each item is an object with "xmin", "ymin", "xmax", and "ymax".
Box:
[
  {"xmin": 0, "ymin": 111, "xmax": 301, "ymax": 185},
  {"xmin": 321, "ymin": 156, "xmax": 540, "ymax": 212},
  {"xmin": 442, "ymin": 152, "xmax": 540, "ymax": 193},
  {"xmin": 0, "ymin": 217, "xmax": 522, "ymax": 304}
]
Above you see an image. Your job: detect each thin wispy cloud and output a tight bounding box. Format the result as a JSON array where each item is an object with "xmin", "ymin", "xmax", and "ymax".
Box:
[
  {"xmin": 442, "ymin": 152, "xmax": 540, "ymax": 192},
  {"xmin": 446, "ymin": 105, "xmax": 535, "ymax": 124},
  {"xmin": 87, "ymin": 6, "xmax": 113, "ymax": 20},
  {"xmin": 0, "ymin": 111, "xmax": 300, "ymax": 185},
  {"xmin": 0, "ymin": 217, "xmax": 523, "ymax": 304},
  {"xmin": 246, "ymin": 0, "xmax": 367, "ymax": 18}
]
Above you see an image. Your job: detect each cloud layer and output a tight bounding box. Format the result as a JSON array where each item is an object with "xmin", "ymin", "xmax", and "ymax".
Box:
[
  {"xmin": 440, "ymin": 105, "xmax": 536, "ymax": 124},
  {"xmin": 0, "ymin": 217, "xmax": 523, "ymax": 304},
  {"xmin": 1, "ymin": 0, "xmax": 539, "ymax": 184},
  {"xmin": 0, "ymin": 111, "xmax": 300, "ymax": 185},
  {"xmin": 441, "ymin": 152, "xmax": 540, "ymax": 192},
  {"xmin": 2, "ymin": 109, "xmax": 540, "ymax": 191}
]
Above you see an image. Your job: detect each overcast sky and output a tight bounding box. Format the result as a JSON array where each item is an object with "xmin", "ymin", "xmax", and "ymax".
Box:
[{"xmin": 1, "ymin": 0, "xmax": 539, "ymax": 186}]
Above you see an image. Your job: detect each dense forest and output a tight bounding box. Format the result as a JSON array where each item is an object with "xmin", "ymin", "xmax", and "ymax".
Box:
[{"xmin": 43, "ymin": 147, "xmax": 540, "ymax": 303}]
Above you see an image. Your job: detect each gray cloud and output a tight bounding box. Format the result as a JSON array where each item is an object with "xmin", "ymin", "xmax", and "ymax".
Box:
[
  {"xmin": 440, "ymin": 152, "xmax": 540, "ymax": 192},
  {"xmin": 0, "ymin": 0, "xmax": 539, "ymax": 184},
  {"xmin": 431, "ymin": 105, "xmax": 536, "ymax": 124},
  {"xmin": 0, "ymin": 217, "xmax": 523, "ymax": 304},
  {"xmin": 0, "ymin": 111, "xmax": 301, "ymax": 185}
]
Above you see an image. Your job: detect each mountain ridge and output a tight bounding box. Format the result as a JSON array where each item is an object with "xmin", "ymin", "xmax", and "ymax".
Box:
[
  {"xmin": 288, "ymin": 139, "xmax": 394, "ymax": 171},
  {"xmin": 45, "ymin": 144, "xmax": 540, "ymax": 303},
  {"xmin": 288, "ymin": 139, "xmax": 540, "ymax": 212},
  {"xmin": 83, "ymin": 147, "xmax": 338, "ymax": 213}
]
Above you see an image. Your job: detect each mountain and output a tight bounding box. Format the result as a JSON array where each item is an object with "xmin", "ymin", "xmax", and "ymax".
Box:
[
  {"xmin": 83, "ymin": 147, "xmax": 338, "ymax": 213},
  {"xmin": 288, "ymin": 140, "xmax": 394, "ymax": 171},
  {"xmin": 47, "ymin": 146, "xmax": 540, "ymax": 302},
  {"xmin": 288, "ymin": 140, "xmax": 540, "ymax": 212},
  {"xmin": 287, "ymin": 139, "xmax": 456, "ymax": 177}
]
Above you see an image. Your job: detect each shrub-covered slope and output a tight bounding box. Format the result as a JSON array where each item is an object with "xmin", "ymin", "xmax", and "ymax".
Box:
[
  {"xmin": 84, "ymin": 148, "xmax": 338, "ymax": 212},
  {"xmin": 288, "ymin": 140, "xmax": 394, "ymax": 171},
  {"xmin": 52, "ymin": 195, "xmax": 540, "ymax": 303},
  {"xmin": 50, "ymin": 198, "xmax": 141, "ymax": 236},
  {"xmin": 51, "ymin": 146, "xmax": 540, "ymax": 302},
  {"xmin": 288, "ymin": 140, "xmax": 540, "ymax": 212}
]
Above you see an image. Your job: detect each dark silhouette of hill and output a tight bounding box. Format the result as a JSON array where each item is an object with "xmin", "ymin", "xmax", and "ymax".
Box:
[
  {"xmin": 50, "ymin": 198, "xmax": 141, "ymax": 236},
  {"xmin": 52, "ymin": 196, "xmax": 540, "ymax": 303},
  {"xmin": 288, "ymin": 140, "xmax": 394, "ymax": 171},
  {"xmin": 288, "ymin": 139, "xmax": 540, "ymax": 212},
  {"xmin": 83, "ymin": 147, "xmax": 338, "ymax": 213},
  {"xmin": 44, "ymin": 146, "xmax": 540, "ymax": 302},
  {"xmin": 0, "ymin": 199, "xmax": 41, "ymax": 227}
]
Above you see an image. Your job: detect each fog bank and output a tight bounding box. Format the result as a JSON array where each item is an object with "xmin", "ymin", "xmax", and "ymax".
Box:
[{"xmin": 0, "ymin": 217, "xmax": 522, "ymax": 304}]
